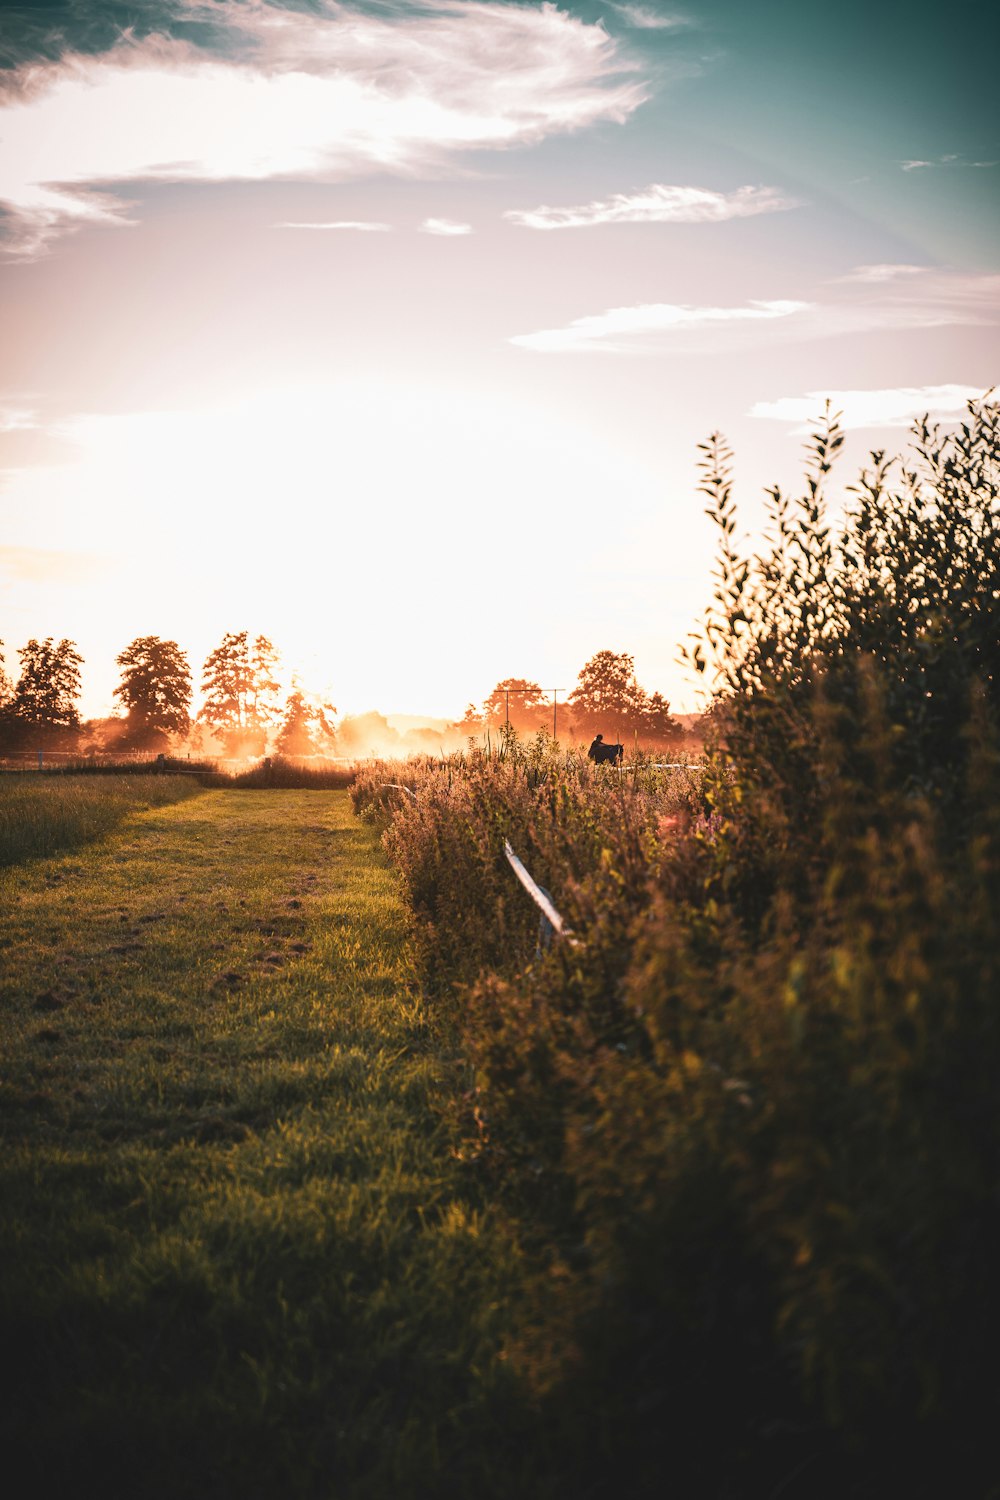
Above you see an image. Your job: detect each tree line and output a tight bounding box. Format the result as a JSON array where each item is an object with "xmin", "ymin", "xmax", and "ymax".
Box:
[
  {"xmin": 465, "ymin": 649, "xmax": 685, "ymax": 745},
  {"xmin": 0, "ymin": 635, "xmax": 687, "ymax": 756},
  {"xmin": 0, "ymin": 632, "xmax": 335, "ymax": 756}
]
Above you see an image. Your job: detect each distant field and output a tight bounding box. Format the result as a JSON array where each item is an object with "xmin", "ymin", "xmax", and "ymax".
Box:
[
  {"xmin": 0, "ymin": 773, "xmax": 202, "ymax": 866},
  {"xmin": 0, "ymin": 790, "xmax": 533, "ymax": 1498}
]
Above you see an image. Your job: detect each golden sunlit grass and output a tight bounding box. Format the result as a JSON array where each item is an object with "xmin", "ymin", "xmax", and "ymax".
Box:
[
  {"xmin": 0, "ymin": 790, "xmax": 534, "ymax": 1497},
  {"xmin": 0, "ymin": 772, "xmax": 202, "ymax": 866}
]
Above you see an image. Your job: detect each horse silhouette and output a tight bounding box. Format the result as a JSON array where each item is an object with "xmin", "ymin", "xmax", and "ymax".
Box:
[{"xmin": 588, "ymin": 736, "xmax": 623, "ymax": 765}]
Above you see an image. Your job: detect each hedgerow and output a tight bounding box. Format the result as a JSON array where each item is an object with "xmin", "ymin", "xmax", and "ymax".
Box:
[{"xmin": 353, "ymin": 395, "xmax": 999, "ymax": 1497}]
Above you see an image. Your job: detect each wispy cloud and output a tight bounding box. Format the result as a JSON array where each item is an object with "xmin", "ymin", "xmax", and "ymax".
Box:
[
  {"xmin": 605, "ymin": 3, "xmax": 690, "ymax": 29},
  {"xmin": 511, "ymin": 299, "xmax": 807, "ymax": 353},
  {"xmin": 826, "ymin": 265, "xmax": 1000, "ymax": 332},
  {"xmin": 510, "ymin": 265, "xmax": 1000, "ymax": 354},
  {"xmin": 900, "ymin": 153, "xmax": 998, "ymax": 171},
  {"xmin": 504, "ymin": 181, "xmax": 799, "ymax": 231},
  {"xmin": 750, "ymin": 384, "xmax": 986, "ymax": 431},
  {"xmin": 0, "ymin": 406, "xmax": 39, "ymax": 432},
  {"xmin": 275, "ymin": 219, "xmax": 391, "ymax": 232},
  {"xmin": 0, "ymin": 544, "xmax": 108, "ymax": 584},
  {"xmin": 837, "ymin": 263, "xmax": 925, "ymax": 284},
  {"xmin": 0, "ymin": 0, "xmax": 645, "ymax": 257},
  {"xmin": 419, "ymin": 217, "xmax": 473, "ymax": 236}
]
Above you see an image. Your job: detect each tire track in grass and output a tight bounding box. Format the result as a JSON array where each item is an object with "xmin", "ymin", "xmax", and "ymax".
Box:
[{"xmin": 0, "ymin": 789, "xmax": 536, "ymax": 1500}]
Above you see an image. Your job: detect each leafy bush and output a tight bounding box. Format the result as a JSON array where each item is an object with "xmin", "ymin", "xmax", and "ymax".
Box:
[
  {"xmin": 352, "ymin": 739, "xmax": 702, "ymax": 991},
  {"xmin": 354, "ymin": 397, "xmax": 1000, "ymax": 1496}
]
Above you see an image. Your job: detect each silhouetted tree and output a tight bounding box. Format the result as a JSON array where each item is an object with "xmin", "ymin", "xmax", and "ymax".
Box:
[
  {"xmin": 0, "ymin": 641, "xmax": 13, "ymax": 749},
  {"xmin": 249, "ymin": 635, "xmax": 281, "ymax": 734},
  {"xmin": 200, "ymin": 631, "xmax": 254, "ymax": 751},
  {"xmin": 456, "ymin": 702, "xmax": 484, "ymax": 734},
  {"xmin": 200, "ymin": 631, "xmax": 281, "ymax": 753},
  {"xmin": 638, "ymin": 690, "xmax": 685, "ymax": 746},
  {"xmin": 8, "ymin": 637, "xmax": 84, "ymax": 747},
  {"xmin": 276, "ymin": 688, "xmax": 321, "ymax": 756},
  {"xmin": 113, "ymin": 636, "xmax": 192, "ymax": 749},
  {"xmin": 482, "ymin": 678, "xmax": 551, "ymax": 732},
  {"xmin": 568, "ymin": 650, "xmax": 645, "ymax": 738}
]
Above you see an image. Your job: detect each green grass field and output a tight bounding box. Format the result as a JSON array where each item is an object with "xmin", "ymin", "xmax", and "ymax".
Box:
[
  {"xmin": 0, "ymin": 789, "xmax": 535, "ymax": 1499},
  {"xmin": 0, "ymin": 772, "xmax": 203, "ymax": 866}
]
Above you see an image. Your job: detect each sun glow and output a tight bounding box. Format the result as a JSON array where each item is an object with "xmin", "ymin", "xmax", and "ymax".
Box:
[{"xmin": 2, "ymin": 381, "xmax": 673, "ymax": 719}]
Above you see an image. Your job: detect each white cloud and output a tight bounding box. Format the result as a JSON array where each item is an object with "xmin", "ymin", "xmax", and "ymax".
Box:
[
  {"xmin": 0, "ymin": 407, "xmax": 39, "ymax": 432},
  {"xmin": 0, "ymin": 0, "xmax": 645, "ymax": 257},
  {"xmin": 510, "ymin": 265, "xmax": 1000, "ymax": 354},
  {"xmin": 275, "ymin": 219, "xmax": 391, "ymax": 232},
  {"xmin": 900, "ymin": 153, "xmax": 998, "ymax": 172},
  {"xmin": 419, "ymin": 217, "xmax": 473, "ymax": 236},
  {"xmin": 822, "ymin": 266, "xmax": 1000, "ymax": 334},
  {"xmin": 605, "ymin": 3, "xmax": 689, "ymax": 29},
  {"xmin": 505, "ymin": 181, "xmax": 799, "ymax": 230},
  {"xmin": 511, "ymin": 299, "xmax": 808, "ymax": 353},
  {"xmin": 750, "ymin": 384, "xmax": 986, "ymax": 431},
  {"xmin": 838, "ymin": 263, "xmax": 926, "ymax": 284}
]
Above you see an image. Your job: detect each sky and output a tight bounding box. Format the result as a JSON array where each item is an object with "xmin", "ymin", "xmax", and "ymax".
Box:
[{"xmin": 1, "ymin": 0, "xmax": 997, "ymax": 721}]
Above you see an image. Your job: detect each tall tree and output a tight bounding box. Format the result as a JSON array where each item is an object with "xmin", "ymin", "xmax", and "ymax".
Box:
[
  {"xmin": 275, "ymin": 689, "xmax": 316, "ymax": 756},
  {"xmin": 200, "ymin": 631, "xmax": 254, "ymax": 750},
  {"xmin": 638, "ymin": 690, "xmax": 684, "ymax": 746},
  {"xmin": 0, "ymin": 640, "xmax": 13, "ymax": 748},
  {"xmin": 248, "ymin": 635, "xmax": 281, "ymax": 733},
  {"xmin": 114, "ymin": 636, "xmax": 192, "ymax": 749},
  {"xmin": 568, "ymin": 650, "xmax": 646, "ymax": 737},
  {"xmin": 275, "ymin": 687, "xmax": 336, "ymax": 756},
  {"xmin": 10, "ymin": 638, "xmax": 84, "ymax": 745},
  {"xmin": 199, "ymin": 631, "xmax": 282, "ymax": 753},
  {"xmin": 482, "ymin": 677, "xmax": 551, "ymax": 732}
]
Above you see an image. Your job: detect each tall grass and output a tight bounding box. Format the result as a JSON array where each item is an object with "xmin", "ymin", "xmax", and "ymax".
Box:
[
  {"xmin": 0, "ymin": 774, "xmax": 203, "ymax": 866},
  {"xmin": 353, "ymin": 738, "xmax": 705, "ymax": 988},
  {"xmin": 228, "ymin": 755, "xmax": 356, "ymax": 789}
]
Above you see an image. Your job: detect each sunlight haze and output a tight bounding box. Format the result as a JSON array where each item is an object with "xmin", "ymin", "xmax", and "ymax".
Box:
[{"xmin": 1, "ymin": 0, "xmax": 996, "ymax": 721}]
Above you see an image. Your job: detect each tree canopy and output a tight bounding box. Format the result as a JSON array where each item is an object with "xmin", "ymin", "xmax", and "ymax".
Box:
[
  {"xmin": 275, "ymin": 688, "xmax": 335, "ymax": 757},
  {"xmin": 199, "ymin": 631, "xmax": 281, "ymax": 754},
  {"xmin": 5, "ymin": 638, "xmax": 84, "ymax": 746},
  {"xmin": 114, "ymin": 636, "xmax": 192, "ymax": 748},
  {"xmin": 481, "ymin": 678, "xmax": 551, "ymax": 732},
  {"xmin": 568, "ymin": 650, "xmax": 682, "ymax": 743}
]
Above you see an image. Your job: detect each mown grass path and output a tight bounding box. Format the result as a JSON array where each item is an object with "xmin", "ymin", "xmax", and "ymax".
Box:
[{"xmin": 0, "ymin": 790, "xmax": 530, "ymax": 1500}]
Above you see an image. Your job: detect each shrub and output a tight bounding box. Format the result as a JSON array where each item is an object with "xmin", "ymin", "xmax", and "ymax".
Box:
[{"xmin": 355, "ymin": 396, "xmax": 1000, "ymax": 1495}]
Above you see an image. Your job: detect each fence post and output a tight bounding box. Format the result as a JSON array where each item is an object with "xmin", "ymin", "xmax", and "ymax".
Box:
[{"xmin": 503, "ymin": 839, "xmax": 573, "ymax": 940}]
